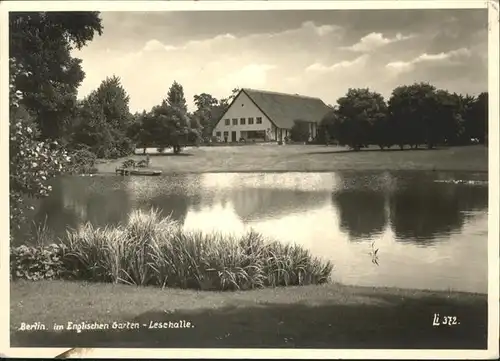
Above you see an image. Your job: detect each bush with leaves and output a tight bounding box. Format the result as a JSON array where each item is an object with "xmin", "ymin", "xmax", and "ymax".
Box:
[
  {"xmin": 9, "ymin": 58, "xmax": 71, "ymax": 232},
  {"xmin": 66, "ymin": 145, "xmax": 98, "ymax": 174},
  {"xmin": 290, "ymin": 120, "xmax": 312, "ymax": 142},
  {"xmin": 10, "ymin": 243, "xmax": 68, "ymax": 281}
]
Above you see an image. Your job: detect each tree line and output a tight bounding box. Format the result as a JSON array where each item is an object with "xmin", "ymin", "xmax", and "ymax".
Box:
[
  {"xmin": 128, "ymin": 85, "xmax": 240, "ymax": 154},
  {"xmin": 315, "ymin": 85, "xmax": 488, "ymax": 150}
]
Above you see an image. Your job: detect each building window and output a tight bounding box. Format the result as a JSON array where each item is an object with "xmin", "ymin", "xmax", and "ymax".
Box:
[
  {"xmin": 232, "ymin": 118, "xmax": 238, "ymax": 125},
  {"xmin": 256, "ymin": 117, "xmax": 262, "ymax": 124},
  {"xmin": 216, "ymin": 131, "xmax": 221, "ymax": 137},
  {"xmin": 240, "ymin": 118, "xmax": 246, "ymax": 125},
  {"xmin": 246, "ymin": 130, "xmax": 266, "ymax": 140},
  {"xmin": 225, "ymin": 119, "xmax": 230, "ymax": 126},
  {"xmin": 248, "ymin": 117, "xmax": 254, "ymax": 125}
]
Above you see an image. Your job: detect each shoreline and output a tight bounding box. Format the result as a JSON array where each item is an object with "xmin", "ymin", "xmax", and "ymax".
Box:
[
  {"xmin": 93, "ymin": 168, "xmax": 490, "ymax": 175},
  {"xmin": 10, "ymin": 280, "xmax": 488, "ymax": 348}
]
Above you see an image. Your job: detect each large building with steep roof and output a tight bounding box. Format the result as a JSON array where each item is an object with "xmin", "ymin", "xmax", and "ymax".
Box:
[{"xmin": 212, "ymin": 88, "xmax": 332, "ymax": 143}]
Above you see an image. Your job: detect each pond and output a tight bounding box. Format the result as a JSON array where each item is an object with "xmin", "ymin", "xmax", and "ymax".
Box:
[{"xmin": 17, "ymin": 171, "xmax": 489, "ymax": 293}]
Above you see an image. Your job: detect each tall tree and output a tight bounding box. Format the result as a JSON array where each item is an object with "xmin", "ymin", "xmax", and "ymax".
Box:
[
  {"xmin": 9, "ymin": 12, "xmax": 102, "ymax": 234},
  {"xmin": 431, "ymin": 90, "xmax": 468, "ymax": 146},
  {"xmin": 71, "ymin": 76, "xmax": 134, "ymax": 158},
  {"xmin": 465, "ymin": 92, "xmax": 488, "ymax": 144},
  {"xmin": 165, "ymin": 80, "xmax": 189, "ymax": 126},
  {"xmin": 93, "ymin": 75, "xmax": 133, "ymax": 130},
  {"xmin": 456, "ymin": 94, "xmax": 477, "ymax": 145},
  {"xmin": 193, "ymin": 93, "xmax": 223, "ymax": 138},
  {"xmin": 140, "ymin": 81, "xmax": 201, "ymax": 154},
  {"xmin": 334, "ymin": 88, "xmax": 388, "ymax": 150},
  {"xmin": 388, "ymin": 83, "xmax": 437, "ymax": 149},
  {"xmin": 219, "ymin": 87, "xmax": 240, "ymax": 109},
  {"xmin": 9, "ymin": 12, "xmax": 103, "ymax": 140}
]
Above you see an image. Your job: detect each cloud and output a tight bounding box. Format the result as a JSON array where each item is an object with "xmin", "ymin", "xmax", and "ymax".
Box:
[
  {"xmin": 346, "ymin": 32, "xmax": 413, "ymax": 52},
  {"xmin": 217, "ymin": 64, "xmax": 277, "ymax": 89},
  {"xmin": 301, "ymin": 21, "xmax": 339, "ymax": 36},
  {"xmin": 262, "ymin": 20, "xmax": 343, "ymax": 44},
  {"xmin": 139, "ymin": 21, "xmax": 338, "ymax": 55},
  {"xmin": 143, "ymin": 39, "xmax": 177, "ymax": 52},
  {"xmin": 305, "ymin": 55, "xmax": 369, "ymax": 73},
  {"xmin": 386, "ymin": 47, "xmax": 472, "ymax": 73},
  {"xmin": 73, "ymin": 10, "xmax": 486, "ymax": 113},
  {"xmin": 185, "ymin": 33, "xmax": 237, "ymax": 49}
]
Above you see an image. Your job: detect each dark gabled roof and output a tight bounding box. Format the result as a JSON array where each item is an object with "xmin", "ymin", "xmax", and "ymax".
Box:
[
  {"xmin": 214, "ymin": 88, "xmax": 333, "ymax": 130},
  {"xmin": 242, "ymin": 88, "xmax": 332, "ymax": 129}
]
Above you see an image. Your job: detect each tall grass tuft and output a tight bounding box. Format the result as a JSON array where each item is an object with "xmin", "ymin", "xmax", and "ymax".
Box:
[{"xmin": 59, "ymin": 208, "xmax": 334, "ymax": 291}]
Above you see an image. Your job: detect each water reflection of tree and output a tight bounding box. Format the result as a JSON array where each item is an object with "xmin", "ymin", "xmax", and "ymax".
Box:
[
  {"xmin": 86, "ymin": 189, "xmax": 131, "ymax": 227},
  {"xmin": 389, "ymin": 182, "xmax": 488, "ymax": 245},
  {"xmin": 143, "ymin": 192, "xmax": 202, "ymax": 224},
  {"xmin": 42, "ymin": 178, "xmax": 130, "ymax": 229},
  {"xmin": 455, "ymin": 183, "xmax": 489, "ymax": 215},
  {"xmin": 128, "ymin": 174, "xmax": 202, "ymax": 225},
  {"xmin": 25, "ymin": 181, "xmax": 79, "ymax": 243},
  {"xmin": 331, "ymin": 189, "xmax": 388, "ymax": 241},
  {"xmin": 25, "ymin": 176, "xmax": 132, "ymax": 242}
]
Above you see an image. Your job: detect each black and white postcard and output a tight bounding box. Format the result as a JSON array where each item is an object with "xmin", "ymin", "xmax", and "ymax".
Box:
[{"xmin": 1, "ymin": 0, "xmax": 498, "ymax": 359}]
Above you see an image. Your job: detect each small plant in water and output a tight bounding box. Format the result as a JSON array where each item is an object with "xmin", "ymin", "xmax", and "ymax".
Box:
[{"xmin": 369, "ymin": 241, "xmax": 379, "ymax": 266}]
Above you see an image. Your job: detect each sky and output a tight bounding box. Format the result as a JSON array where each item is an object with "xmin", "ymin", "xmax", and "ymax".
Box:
[{"xmin": 72, "ymin": 9, "xmax": 488, "ymax": 113}]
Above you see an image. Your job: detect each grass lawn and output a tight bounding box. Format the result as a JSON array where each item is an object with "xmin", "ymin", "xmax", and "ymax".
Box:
[
  {"xmin": 97, "ymin": 145, "xmax": 488, "ymax": 174},
  {"xmin": 11, "ymin": 280, "xmax": 487, "ymax": 349}
]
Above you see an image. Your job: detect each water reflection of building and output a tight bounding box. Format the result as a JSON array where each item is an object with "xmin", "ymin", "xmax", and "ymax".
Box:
[
  {"xmin": 193, "ymin": 173, "xmax": 337, "ymax": 223},
  {"xmin": 222, "ymin": 188, "xmax": 330, "ymax": 222}
]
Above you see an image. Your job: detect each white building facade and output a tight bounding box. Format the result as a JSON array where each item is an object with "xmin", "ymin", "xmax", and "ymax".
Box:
[
  {"xmin": 212, "ymin": 90, "xmax": 276, "ymax": 142},
  {"xmin": 212, "ymin": 88, "xmax": 329, "ymax": 143}
]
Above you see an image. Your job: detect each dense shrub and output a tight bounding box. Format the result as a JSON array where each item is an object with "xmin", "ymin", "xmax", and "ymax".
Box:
[
  {"xmin": 290, "ymin": 120, "xmax": 311, "ymax": 142},
  {"xmin": 11, "ymin": 209, "xmax": 334, "ymax": 290},
  {"xmin": 9, "ymin": 58, "xmax": 72, "ymax": 232},
  {"xmin": 66, "ymin": 146, "xmax": 98, "ymax": 175},
  {"xmin": 9, "ymin": 118, "xmax": 71, "ymax": 231},
  {"xmin": 10, "ymin": 243, "xmax": 68, "ymax": 281}
]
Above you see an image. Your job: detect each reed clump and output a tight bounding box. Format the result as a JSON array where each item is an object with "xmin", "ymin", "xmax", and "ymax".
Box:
[{"xmin": 15, "ymin": 208, "xmax": 334, "ymax": 291}]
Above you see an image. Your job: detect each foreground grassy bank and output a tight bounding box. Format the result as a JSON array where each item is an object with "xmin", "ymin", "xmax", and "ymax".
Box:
[
  {"xmin": 97, "ymin": 145, "xmax": 488, "ymax": 174},
  {"xmin": 11, "ymin": 280, "xmax": 487, "ymax": 349}
]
